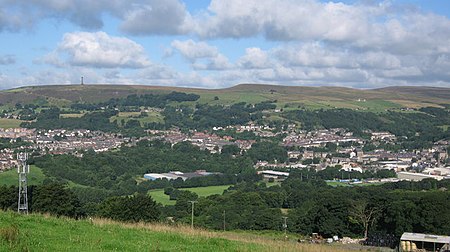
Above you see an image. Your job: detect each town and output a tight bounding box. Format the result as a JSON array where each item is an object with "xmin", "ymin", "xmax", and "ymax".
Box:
[{"xmin": 2, "ymin": 123, "xmax": 449, "ymax": 183}]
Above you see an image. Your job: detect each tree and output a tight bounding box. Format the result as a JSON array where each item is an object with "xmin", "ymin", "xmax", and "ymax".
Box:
[
  {"xmin": 0, "ymin": 185, "xmax": 17, "ymax": 211},
  {"xmin": 221, "ymin": 145, "xmax": 240, "ymax": 156},
  {"xmin": 98, "ymin": 194, "xmax": 160, "ymax": 222},
  {"xmin": 31, "ymin": 183, "xmax": 84, "ymax": 218},
  {"xmin": 349, "ymin": 201, "xmax": 381, "ymax": 239},
  {"xmin": 246, "ymin": 141, "xmax": 287, "ymax": 163}
]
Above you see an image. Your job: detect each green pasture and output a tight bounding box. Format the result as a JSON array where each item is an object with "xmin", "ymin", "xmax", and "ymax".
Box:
[
  {"xmin": 148, "ymin": 185, "xmax": 232, "ymax": 206},
  {"xmin": 0, "ymin": 211, "xmax": 264, "ymax": 252},
  {"xmin": 111, "ymin": 110, "xmax": 164, "ymax": 126},
  {"xmin": 0, "ymin": 166, "xmax": 46, "ymax": 186}
]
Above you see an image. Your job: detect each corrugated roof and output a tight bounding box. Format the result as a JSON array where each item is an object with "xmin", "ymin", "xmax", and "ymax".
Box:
[{"xmin": 401, "ymin": 232, "xmax": 450, "ymax": 244}]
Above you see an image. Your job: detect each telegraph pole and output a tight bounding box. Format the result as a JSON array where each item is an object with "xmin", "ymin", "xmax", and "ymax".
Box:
[
  {"xmin": 17, "ymin": 153, "xmax": 30, "ymax": 214},
  {"xmin": 223, "ymin": 210, "xmax": 226, "ymax": 231},
  {"xmin": 282, "ymin": 217, "xmax": 288, "ymax": 240},
  {"xmin": 189, "ymin": 201, "xmax": 197, "ymax": 228}
]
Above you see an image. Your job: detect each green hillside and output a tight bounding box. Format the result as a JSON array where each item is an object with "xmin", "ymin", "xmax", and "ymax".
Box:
[
  {"xmin": 1, "ymin": 84, "xmax": 449, "ymax": 111},
  {"xmin": 0, "ymin": 166, "xmax": 46, "ymax": 186},
  {"xmin": 0, "ymin": 211, "xmax": 357, "ymax": 252}
]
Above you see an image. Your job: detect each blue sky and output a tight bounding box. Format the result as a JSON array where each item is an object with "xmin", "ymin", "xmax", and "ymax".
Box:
[{"xmin": 0, "ymin": 0, "xmax": 450, "ymax": 89}]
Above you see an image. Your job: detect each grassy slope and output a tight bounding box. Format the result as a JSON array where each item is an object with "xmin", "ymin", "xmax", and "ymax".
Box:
[
  {"xmin": 0, "ymin": 166, "xmax": 46, "ymax": 186},
  {"xmin": 148, "ymin": 185, "xmax": 232, "ymax": 206},
  {"xmin": 1, "ymin": 84, "xmax": 449, "ymax": 111},
  {"xmin": 0, "ymin": 211, "xmax": 360, "ymax": 252},
  {"xmin": 148, "ymin": 189, "xmax": 175, "ymax": 206}
]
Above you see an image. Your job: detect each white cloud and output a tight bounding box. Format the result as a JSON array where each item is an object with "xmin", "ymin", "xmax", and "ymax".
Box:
[
  {"xmin": 238, "ymin": 47, "xmax": 271, "ymax": 69},
  {"xmin": 171, "ymin": 39, "xmax": 219, "ymax": 61},
  {"xmin": 170, "ymin": 39, "xmax": 231, "ymax": 70},
  {"xmin": 0, "ymin": 54, "xmax": 16, "ymax": 65},
  {"xmin": 47, "ymin": 31, "xmax": 151, "ymax": 69},
  {"xmin": 196, "ymin": 0, "xmax": 372, "ymax": 41},
  {"xmin": 0, "ymin": 0, "xmax": 190, "ymax": 33},
  {"xmin": 1, "ymin": 0, "xmax": 450, "ymax": 89},
  {"xmin": 195, "ymin": 0, "xmax": 450, "ymax": 56},
  {"xmin": 120, "ymin": 0, "xmax": 193, "ymax": 35},
  {"xmin": 136, "ymin": 64, "xmax": 178, "ymax": 81},
  {"xmin": 204, "ymin": 54, "xmax": 233, "ymax": 70}
]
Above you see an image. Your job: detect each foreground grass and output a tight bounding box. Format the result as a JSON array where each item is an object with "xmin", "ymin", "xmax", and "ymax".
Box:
[
  {"xmin": 0, "ymin": 166, "xmax": 46, "ymax": 186},
  {"xmin": 0, "ymin": 211, "xmax": 366, "ymax": 252}
]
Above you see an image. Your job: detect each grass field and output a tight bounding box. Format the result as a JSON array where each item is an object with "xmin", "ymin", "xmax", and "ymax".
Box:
[
  {"xmin": 148, "ymin": 189, "xmax": 175, "ymax": 206},
  {"xmin": 0, "ymin": 211, "xmax": 363, "ymax": 252},
  {"xmin": 181, "ymin": 185, "xmax": 232, "ymax": 196},
  {"xmin": 0, "ymin": 118, "xmax": 23, "ymax": 129},
  {"xmin": 148, "ymin": 185, "xmax": 232, "ymax": 206},
  {"xmin": 0, "ymin": 166, "xmax": 46, "ymax": 186},
  {"xmin": 60, "ymin": 113, "xmax": 84, "ymax": 118},
  {"xmin": 110, "ymin": 110, "xmax": 164, "ymax": 126}
]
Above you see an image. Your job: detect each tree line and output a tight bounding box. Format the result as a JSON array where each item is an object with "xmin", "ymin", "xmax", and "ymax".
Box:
[{"xmin": 1, "ymin": 177, "xmax": 449, "ymax": 240}]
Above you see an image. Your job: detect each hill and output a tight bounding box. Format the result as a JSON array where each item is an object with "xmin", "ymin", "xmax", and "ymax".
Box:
[
  {"xmin": 1, "ymin": 84, "xmax": 449, "ymax": 111},
  {"xmin": 0, "ymin": 211, "xmax": 363, "ymax": 252}
]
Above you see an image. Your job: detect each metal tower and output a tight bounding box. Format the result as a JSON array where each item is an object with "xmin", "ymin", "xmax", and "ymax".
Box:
[{"xmin": 17, "ymin": 153, "xmax": 29, "ymax": 214}]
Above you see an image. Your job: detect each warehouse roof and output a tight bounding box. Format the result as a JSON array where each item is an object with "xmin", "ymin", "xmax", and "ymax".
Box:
[{"xmin": 401, "ymin": 233, "xmax": 450, "ymax": 244}]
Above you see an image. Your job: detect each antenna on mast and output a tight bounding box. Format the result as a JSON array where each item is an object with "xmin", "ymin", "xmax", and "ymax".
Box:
[{"xmin": 17, "ymin": 152, "xmax": 30, "ymax": 214}]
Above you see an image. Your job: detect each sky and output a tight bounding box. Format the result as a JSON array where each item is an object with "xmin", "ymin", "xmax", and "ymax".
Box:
[{"xmin": 0, "ymin": 0, "xmax": 450, "ymax": 90}]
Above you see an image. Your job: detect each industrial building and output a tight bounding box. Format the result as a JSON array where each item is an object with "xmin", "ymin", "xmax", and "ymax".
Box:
[
  {"xmin": 400, "ymin": 232, "xmax": 450, "ymax": 252},
  {"xmin": 144, "ymin": 170, "xmax": 219, "ymax": 181},
  {"xmin": 397, "ymin": 171, "xmax": 445, "ymax": 181}
]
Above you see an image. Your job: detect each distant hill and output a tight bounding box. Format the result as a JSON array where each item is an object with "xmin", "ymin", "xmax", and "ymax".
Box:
[
  {"xmin": 0, "ymin": 84, "xmax": 449, "ymax": 110},
  {"xmin": 0, "ymin": 211, "xmax": 358, "ymax": 252}
]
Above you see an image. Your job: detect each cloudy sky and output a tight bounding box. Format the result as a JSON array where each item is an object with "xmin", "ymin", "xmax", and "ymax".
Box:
[{"xmin": 1, "ymin": 0, "xmax": 450, "ymax": 90}]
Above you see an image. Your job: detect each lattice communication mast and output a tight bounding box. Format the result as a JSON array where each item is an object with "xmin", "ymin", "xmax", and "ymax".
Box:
[{"xmin": 17, "ymin": 152, "xmax": 30, "ymax": 214}]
